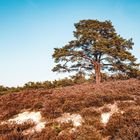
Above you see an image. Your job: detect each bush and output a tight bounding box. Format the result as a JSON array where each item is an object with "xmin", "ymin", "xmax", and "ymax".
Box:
[
  {"xmin": 0, "ymin": 121, "xmax": 35, "ymax": 139},
  {"xmin": 105, "ymin": 109, "xmax": 140, "ymax": 139},
  {"xmin": 75, "ymin": 126, "xmax": 102, "ymax": 140}
]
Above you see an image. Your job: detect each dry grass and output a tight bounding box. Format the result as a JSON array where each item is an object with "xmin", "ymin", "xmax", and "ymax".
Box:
[{"xmin": 0, "ymin": 79, "xmax": 140, "ymax": 139}]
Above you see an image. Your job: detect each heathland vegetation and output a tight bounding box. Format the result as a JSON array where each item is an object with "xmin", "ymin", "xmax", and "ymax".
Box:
[
  {"xmin": 0, "ymin": 79, "xmax": 140, "ymax": 139},
  {"xmin": 0, "ymin": 19, "xmax": 140, "ymax": 140},
  {"xmin": 0, "ymin": 71, "xmax": 140, "ymax": 96}
]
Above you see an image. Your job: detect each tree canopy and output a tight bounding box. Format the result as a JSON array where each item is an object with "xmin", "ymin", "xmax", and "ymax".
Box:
[{"xmin": 52, "ymin": 19, "xmax": 139, "ymax": 84}]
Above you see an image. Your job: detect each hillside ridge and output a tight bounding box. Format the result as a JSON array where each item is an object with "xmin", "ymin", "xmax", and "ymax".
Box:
[{"xmin": 0, "ymin": 79, "xmax": 140, "ymax": 139}]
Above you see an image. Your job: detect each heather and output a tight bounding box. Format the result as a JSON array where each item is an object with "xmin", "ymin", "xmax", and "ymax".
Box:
[{"xmin": 0, "ymin": 79, "xmax": 140, "ymax": 139}]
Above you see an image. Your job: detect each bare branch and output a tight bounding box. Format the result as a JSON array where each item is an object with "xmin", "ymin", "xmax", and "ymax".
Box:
[
  {"xmin": 79, "ymin": 52, "xmax": 93, "ymax": 62},
  {"xmin": 103, "ymin": 64, "xmax": 112, "ymax": 66}
]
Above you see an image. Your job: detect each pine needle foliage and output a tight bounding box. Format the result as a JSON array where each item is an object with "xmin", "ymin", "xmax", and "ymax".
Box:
[{"xmin": 52, "ymin": 19, "xmax": 139, "ymax": 84}]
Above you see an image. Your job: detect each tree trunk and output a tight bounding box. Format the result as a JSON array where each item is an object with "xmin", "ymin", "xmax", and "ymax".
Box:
[{"xmin": 94, "ymin": 61, "xmax": 101, "ymax": 84}]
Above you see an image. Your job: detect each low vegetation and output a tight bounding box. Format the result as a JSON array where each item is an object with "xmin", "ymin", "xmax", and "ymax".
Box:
[
  {"xmin": 1, "ymin": 71, "xmax": 140, "ymax": 96},
  {"xmin": 0, "ymin": 79, "xmax": 140, "ymax": 139}
]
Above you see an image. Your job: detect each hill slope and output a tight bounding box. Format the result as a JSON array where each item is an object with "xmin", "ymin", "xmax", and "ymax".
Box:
[{"xmin": 0, "ymin": 79, "xmax": 140, "ymax": 140}]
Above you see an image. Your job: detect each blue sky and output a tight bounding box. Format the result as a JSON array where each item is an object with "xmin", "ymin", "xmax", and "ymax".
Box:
[{"xmin": 0, "ymin": 0, "xmax": 140, "ymax": 87}]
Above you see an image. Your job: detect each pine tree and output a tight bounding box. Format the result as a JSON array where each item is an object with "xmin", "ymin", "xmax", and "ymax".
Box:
[{"xmin": 52, "ymin": 20, "xmax": 139, "ymax": 84}]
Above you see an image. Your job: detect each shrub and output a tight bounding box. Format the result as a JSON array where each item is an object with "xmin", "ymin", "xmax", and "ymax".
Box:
[
  {"xmin": 75, "ymin": 126, "xmax": 102, "ymax": 140},
  {"xmin": 105, "ymin": 109, "xmax": 140, "ymax": 139}
]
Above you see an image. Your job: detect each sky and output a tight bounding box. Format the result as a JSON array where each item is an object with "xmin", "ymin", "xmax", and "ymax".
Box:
[{"xmin": 0, "ymin": 0, "xmax": 140, "ymax": 87}]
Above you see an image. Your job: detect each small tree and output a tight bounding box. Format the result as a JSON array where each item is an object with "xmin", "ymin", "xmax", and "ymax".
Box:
[
  {"xmin": 52, "ymin": 20, "xmax": 139, "ymax": 84},
  {"xmin": 71, "ymin": 71, "xmax": 86, "ymax": 84}
]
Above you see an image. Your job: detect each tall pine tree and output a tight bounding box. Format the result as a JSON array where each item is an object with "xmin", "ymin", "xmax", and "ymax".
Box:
[{"xmin": 52, "ymin": 20, "xmax": 139, "ymax": 84}]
